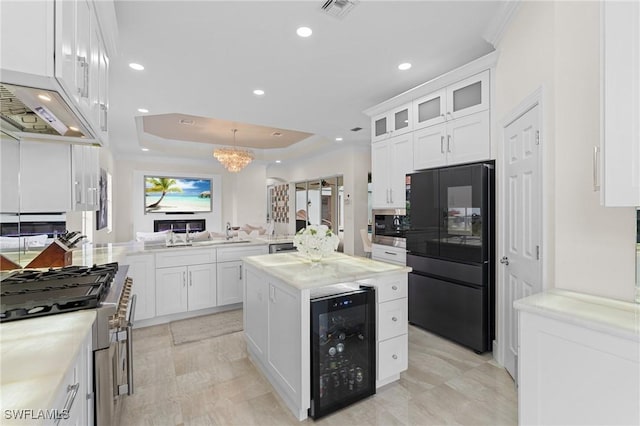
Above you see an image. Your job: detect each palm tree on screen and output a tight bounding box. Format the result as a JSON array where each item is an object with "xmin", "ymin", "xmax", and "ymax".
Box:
[{"xmin": 145, "ymin": 178, "xmax": 183, "ymax": 209}]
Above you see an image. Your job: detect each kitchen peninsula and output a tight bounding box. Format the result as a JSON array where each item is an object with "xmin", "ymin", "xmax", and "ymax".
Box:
[{"xmin": 242, "ymin": 252, "xmax": 411, "ymax": 420}]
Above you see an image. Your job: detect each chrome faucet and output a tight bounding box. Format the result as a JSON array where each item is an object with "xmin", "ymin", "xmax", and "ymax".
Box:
[{"xmin": 225, "ymin": 222, "xmax": 232, "ymax": 240}]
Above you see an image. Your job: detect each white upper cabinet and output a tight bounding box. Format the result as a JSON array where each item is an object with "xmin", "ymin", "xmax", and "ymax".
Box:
[
  {"xmin": 371, "ymin": 102, "xmax": 414, "ymax": 142},
  {"xmin": 413, "ymin": 111, "xmax": 490, "ymax": 170},
  {"xmin": 1, "ymin": 0, "xmax": 113, "ymax": 145},
  {"xmin": 372, "ymin": 133, "xmax": 413, "ymax": 209},
  {"xmin": 600, "ymin": 1, "xmax": 640, "ymax": 206},
  {"xmin": 413, "ymin": 71, "xmax": 489, "ymax": 131},
  {"xmin": 72, "ymin": 144, "xmax": 100, "ymax": 211},
  {"xmin": 20, "ymin": 140, "xmax": 72, "ymax": 213},
  {"xmin": 445, "ymin": 71, "xmax": 489, "ymax": 120},
  {"xmin": 413, "ymin": 89, "xmax": 446, "ymax": 130}
]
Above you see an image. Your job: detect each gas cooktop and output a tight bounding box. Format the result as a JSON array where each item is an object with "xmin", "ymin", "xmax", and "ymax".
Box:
[{"xmin": 0, "ymin": 263, "xmax": 118, "ymax": 322}]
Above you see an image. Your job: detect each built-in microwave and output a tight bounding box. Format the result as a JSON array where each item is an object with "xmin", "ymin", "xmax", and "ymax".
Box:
[{"xmin": 372, "ymin": 208, "xmax": 408, "ymax": 248}]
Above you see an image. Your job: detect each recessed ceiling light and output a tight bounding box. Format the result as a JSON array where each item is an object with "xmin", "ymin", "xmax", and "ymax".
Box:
[
  {"xmin": 69, "ymin": 126, "xmax": 79, "ymax": 132},
  {"xmin": 275, "ymin": 160, "xmax": 281, "ymax": 164},
  {"xmin": 141, "ymin": 148, "xmax": 149, "ymax": 152},
  {"xmin": 129, "ymin": 63, "xmax": 145, "ymax": 71},
  {"xmin": 38, "ymin": 94, "xmax": 51, "ymax": 102},
  {"xmin": 253, "ymin": 89, "xmax": 265, "ymax": 96},
  {"xmin": 138, "ymin": 108, "xmax": 149, "ymax": 113},
  {"xmin": 179, "ymin": 119, "xmax": 195, "ymax": 126},
  {"xmin": 398, "ymin": 62, "xmax": 412, "ymax": 71},
  {"xmin": 335, "ymin": 137, "xmax": 343, "ymax": 142},
  {"xmin": 272, "ymin": 131, "xmax": 283, "ymax": 137},
  {"xmin": 296, "ymin": 26, "xmax": 312, "ymax": 37}
]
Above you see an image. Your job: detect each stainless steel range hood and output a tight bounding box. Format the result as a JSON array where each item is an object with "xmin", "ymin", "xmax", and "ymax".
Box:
[{"xmin": 0, "ymin": 83, "xmax": 92, "ymax": 139}]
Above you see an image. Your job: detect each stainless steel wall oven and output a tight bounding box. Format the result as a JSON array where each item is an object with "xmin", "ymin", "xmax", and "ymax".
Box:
[{"xmin": 372, "ymin": 208, "xmax": 408, "ymax": 248}]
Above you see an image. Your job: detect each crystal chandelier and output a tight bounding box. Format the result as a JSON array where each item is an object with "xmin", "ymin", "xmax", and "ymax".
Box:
[{"xmin": 213, "ymin": 128, "xmax": 254, "ymax": 172}]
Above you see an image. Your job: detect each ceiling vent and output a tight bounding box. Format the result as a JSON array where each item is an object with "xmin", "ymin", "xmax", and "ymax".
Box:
[
  {"xmin": 350, "ymin": 126, "xmax": 363, "ymax": 132},
  {"xmin": 320, "ymin": 0, "xmax": 359, "ymax": 19}
]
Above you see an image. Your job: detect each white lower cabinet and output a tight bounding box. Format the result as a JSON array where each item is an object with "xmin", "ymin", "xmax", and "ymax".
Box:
[
  {"xmin": 377, "ymin": 334, "xmax": 408, "ymax": 381},
  {"xmin": 49, "ymin": 328, "xmax": 93, "ymax": 426},
  {"xmin": 217, "ymin": 245, "xmax": 268, "ymax": 306},
  {"xmin": 361, "ymin": 273, "xmax": 409, "ymax": 387},
  {"xmin": 244, "ymin": 267, "xmax": 268, "ymax": 357},
  {"xmin": 217, "ymin": 260, "xmax": 244, "ymax": 306},
  {"xmin": 130, "ymin": 244, "xmax": 268, "ymax": 325},
  {"xmin": 125, "ymin": 254, "xmax": 155, "ymax": 321},
  {"xmin": 518, "ymin": 309, "xmax": 640, "ymax": 425},
  {"xmin": 155, "ymin": 263, "xmax": 216, "ymax": 316},
  {"xmin": 267, "ymin": 281, "xmax": 302, "ymax": 396},
  {"xmin": 371, "ymin": 244, "xmax": 407, "ymax": 266},
  {"xmin": 413, "ymin": 110, "xmax": 490, "ymax": 170}
]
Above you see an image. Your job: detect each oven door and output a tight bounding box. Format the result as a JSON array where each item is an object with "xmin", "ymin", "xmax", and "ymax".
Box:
[{"xmin": 372, "ymin": 208, "xmax": 407, "ymax": 247}]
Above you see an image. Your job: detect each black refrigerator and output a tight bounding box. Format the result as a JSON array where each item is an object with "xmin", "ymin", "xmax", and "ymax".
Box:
[{"xmin": 406, "ymin": 161, "xmax": 495, "ymax": 353}]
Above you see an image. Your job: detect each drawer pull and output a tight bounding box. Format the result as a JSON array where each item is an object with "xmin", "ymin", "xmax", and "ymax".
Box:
[
  {"xmin": 384, "ymin": 251, "xmax": 397, "ymax": 256},
  {"xmin": 391, "ymin": 285, "xmax": 398, "ymax": 290},
  {"xmin": 392, "ymin": 316, "xmax": 398, "ymax": 322},
  {"xmin": 392, "ymin": 354, "xmax": 398, "ymax": 360}
]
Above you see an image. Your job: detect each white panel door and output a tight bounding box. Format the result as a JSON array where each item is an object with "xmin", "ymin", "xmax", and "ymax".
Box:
[
  {"xmin": 502, "ymin": 104, "xmax": 542, "ymax": 380},
  {"xmin": 187, "ymin": 263, "xmax": 217, "ymax": 311},
  {"xmin": 447, "ymin": 110, "xmax": 490, "ymax": 166},
  {"xmin": 413, "ymin": 124, "xmax": 447, "ymax": 170},
  {"xmin": 156, "ymin": 266, "xmax": 187, "ymax": 316}
]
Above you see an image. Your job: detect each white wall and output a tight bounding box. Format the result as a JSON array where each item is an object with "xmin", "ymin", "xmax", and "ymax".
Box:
[
  {"xmin": 267, "ymin": 144, "xmax": 371, "ymax": 256},
  {"xmin": 112, "ymin": 154, "xmax": 266, "ymax": 242},
  {"xmin": 496, "ymin": 1, "xmax": 637, "ymax": 301}
]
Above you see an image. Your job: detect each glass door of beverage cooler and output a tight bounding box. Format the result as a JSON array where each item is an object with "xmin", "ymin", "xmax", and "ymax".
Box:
[{"xmin": 309, "ymin": 287, "xmax": 376, "ymax": 419}]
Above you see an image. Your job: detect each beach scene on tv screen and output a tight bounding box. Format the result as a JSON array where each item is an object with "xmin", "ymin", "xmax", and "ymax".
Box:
[{"xmin": 145, "ymin": 176, "xmax": 212, "ymax": 213}]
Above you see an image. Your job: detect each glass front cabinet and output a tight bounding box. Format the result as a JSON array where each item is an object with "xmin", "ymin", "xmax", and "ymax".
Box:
[
  {"xmin": 413, "ymin": 70, "xmax": 489, "ymax": 131},
  {"xmin": 371, "ymin": 102, "xmax": 414, "ymax": 142}
]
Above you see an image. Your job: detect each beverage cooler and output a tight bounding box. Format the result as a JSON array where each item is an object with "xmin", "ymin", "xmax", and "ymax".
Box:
[{"xmin": 309, "ymin": 285, "xmax": 376, "ymax": 419}]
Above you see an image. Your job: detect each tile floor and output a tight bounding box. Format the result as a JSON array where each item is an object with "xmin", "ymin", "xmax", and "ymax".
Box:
[{"xmin": 119, "ymin": 317, "xmax": 517, "ymax": 425}]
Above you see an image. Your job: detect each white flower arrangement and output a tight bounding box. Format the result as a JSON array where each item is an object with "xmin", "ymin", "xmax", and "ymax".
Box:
[{"xmin": 293, "ymin": 224, "xmax": 340, "ymax": 260}]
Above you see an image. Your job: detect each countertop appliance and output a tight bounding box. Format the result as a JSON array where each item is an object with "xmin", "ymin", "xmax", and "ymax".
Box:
[
  {"xmin": 406, "ymin": 161, "xmax": 495, "ymax": 353},
  {"xmin": 372, "ymin": 208, "xmax": 408, "ymax": 248},
  {"xmin": 0, "ymin": 262, "xmax": 136, "ymax": 425},
  {"xmin": 309, "ymin": 284, "xmax": 376, "ymax": 419}
]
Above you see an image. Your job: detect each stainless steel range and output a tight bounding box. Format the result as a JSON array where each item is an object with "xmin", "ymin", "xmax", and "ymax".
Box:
[{"xmin": 0, "ymin": 262, "xmax": 136, "ymax": 425}]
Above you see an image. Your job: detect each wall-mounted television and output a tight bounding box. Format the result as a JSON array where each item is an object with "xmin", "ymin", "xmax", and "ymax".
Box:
[{"xmin": 144, "ymin": 176, "xmax": 212, "ymax": 214}]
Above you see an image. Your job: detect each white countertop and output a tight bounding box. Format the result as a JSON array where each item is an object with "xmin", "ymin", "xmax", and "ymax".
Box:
[
  {"xmin": 1, "ymin": 238, "xmax": 270, "ymax": 271},
  {"xmin": 0, "ymin": 310, "xmax": 96, "ymax": 422},
  {"xmin": 514, "ymin": 289, "xmax": 640, "ymax": 341},
  {"xmin": 243, "ymin": 251, "xmax": 411, "ymax": 290}
]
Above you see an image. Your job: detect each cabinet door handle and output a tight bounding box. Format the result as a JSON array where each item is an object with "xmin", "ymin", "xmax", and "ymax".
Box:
[
  {"xmin": 392, "ymin": 316, "xmax": 398, "ymax": 322},
  {"xmin": 189, "ymin": 271, "xmax": 193, "ymax": 286},
  {"xmin": 384, "ymin": 251, "xmax": 397, "ymax": 256},
  {"xmin": 239, "ymin": 265, "xmax": 243, "ymax": 280},
  {"xmin": 183, "ymin": 272, "xmax": 186, "ymax": 287},
  {"xmin": 593, "ymin": 146, "xmax": 600, "ymax": 191},
  {"xmin": 55, "ymin": 382, "xmax": 79, "ymax": 425},
  {"xmin": 440, "ymin": 135, "xmax": 444, "ymax": 153},
  {"xmin": 447, "ymin": 135, "xmax": 452, "ymax": 153},
  {"xmin": 392, "ymin": 354, "xmax": 398, "ymax": 360},
  {"xmin": 100, "ymin": 103, "xmax": 108, "ymax": 131},
  {"xmin": 389, "ymin": 188, "xmax": 393, "ymax": 204},
  {"xmin": 77, "ymin": 56, "xmax": 88, "ymax": 99},
  {"xmin": 392, "ymin": 285, "xmax": 398, "ymax": 290}
]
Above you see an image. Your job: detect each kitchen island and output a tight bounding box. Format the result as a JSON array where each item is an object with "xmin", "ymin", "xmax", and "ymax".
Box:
[{"xmin": 242, "ymin": 252, "xmax": 411, "ymax": 420}]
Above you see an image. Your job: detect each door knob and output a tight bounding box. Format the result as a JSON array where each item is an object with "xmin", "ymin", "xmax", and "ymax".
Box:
[{"xmin": 500, "ymin": 256, "xmax": 509, "ymax": 265}]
